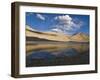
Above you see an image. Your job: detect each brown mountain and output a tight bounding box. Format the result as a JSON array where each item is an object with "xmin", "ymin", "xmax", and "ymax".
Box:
[
  {"xmin": 26, "ymin": 25, "xmax": 89, "ymax": 42},
  {"xmin": 71, "ymin": 33, "xmax": 89, "ymax": 42},
  {"xmin": 26, "ymin": 25, "xmax": 70, "ymax": 42}
]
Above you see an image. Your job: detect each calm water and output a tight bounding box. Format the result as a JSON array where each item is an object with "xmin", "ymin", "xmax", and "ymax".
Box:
[{"xmin": 26, "ymin": 42, "xmax": 89, "ymax": 67}]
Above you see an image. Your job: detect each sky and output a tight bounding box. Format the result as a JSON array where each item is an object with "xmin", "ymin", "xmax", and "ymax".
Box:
[{"xmin": 26, "ymin": 12, "xmax": 89, "ymax": 35}]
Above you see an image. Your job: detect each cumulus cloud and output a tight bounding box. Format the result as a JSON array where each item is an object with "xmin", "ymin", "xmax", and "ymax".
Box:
[
  {"xmin": 36, "ymin": 14, "xmax": 45, "ymax": 20},
  {"xmin": 55, "ymin": 15, "xmax": 72, "ymax": 24},
  {"xmin": 52, "ymin": 15, "xmax": 83, "ymax": 34}
]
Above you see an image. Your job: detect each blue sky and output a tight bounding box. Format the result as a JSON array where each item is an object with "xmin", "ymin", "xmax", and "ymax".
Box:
[{"xmin": 26, "ymin": 12, "xmax": 89, "ymax": 35}]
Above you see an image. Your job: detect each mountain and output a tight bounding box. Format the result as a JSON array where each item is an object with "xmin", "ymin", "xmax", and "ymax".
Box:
[
  {"xmin": 71, "ymin": 32, "xmax": 89, "ymax": 42},
  {"xmin": 26, "ymin": 25, "xmax": 70, "ymax": 42},
  {"xmin": 26, "ymin": 25, "xmax": 89, "ymax": 42}
]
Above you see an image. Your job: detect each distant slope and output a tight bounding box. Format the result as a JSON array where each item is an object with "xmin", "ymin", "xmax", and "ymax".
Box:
[
  {"xmin": 71, "ymin": 33, "xmax": 89, "ymax": 42},
  {"xmin": 26, "ymin": 25, "xmax": 89, "ymax": 42},
  {"xmin": 26, "ymin": 25, "xmax": 70, "ymax": 42}
]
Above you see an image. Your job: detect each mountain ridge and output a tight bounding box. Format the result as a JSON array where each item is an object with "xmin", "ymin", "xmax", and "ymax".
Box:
[{"xmin": 26, "ymin": 25, "xmax": 89, "ymax": 42}]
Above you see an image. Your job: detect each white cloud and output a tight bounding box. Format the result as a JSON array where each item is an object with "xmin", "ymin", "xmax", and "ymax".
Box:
[
  {"xmin": 53, "ymin": 15, "xmax": 83, "ymax": 34},
  {"xmin": 36, "ymin": 14, "xmax": 45, "ymax": 20},
  {"xmin": 51, "ymin": 28, "xmax": 62, "ymax": 33},
  {"xmin": 55, "ymin": 15, "xmax": 72, "ymax": 22}
]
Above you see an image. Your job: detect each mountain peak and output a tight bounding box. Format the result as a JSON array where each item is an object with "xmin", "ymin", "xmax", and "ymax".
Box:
[
  {"xmin": 72, "ymin": 32, "xmax": 89, "ymax": 37},
  {"xmin": 71, "ymin": 32, "xmax": 89, "ymax": 42}
]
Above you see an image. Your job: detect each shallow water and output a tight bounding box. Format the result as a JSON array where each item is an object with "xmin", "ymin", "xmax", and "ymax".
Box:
[{"xmin": 26, "ymin": 42, "xmax": 89, "ymax": 67}]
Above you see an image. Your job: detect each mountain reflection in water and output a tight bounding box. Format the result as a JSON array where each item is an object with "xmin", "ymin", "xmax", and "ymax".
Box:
[{"xmin": 26, "ymin": 42, "xmax": 89, "ymax": 67}]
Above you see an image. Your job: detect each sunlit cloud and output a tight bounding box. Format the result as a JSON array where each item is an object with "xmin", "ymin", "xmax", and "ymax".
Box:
[
  {"xmin": 51, "ymin": 15, "xmax": 83, "ymax": 35},
  {"xmin": 51, "ymin": 28, "xmax": 63, "ymax": 33}
]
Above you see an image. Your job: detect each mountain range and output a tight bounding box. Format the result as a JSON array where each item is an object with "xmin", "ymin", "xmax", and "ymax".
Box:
[{"xmin": 26, "ymin": 25, "xmax": 89, "ymax": 42}]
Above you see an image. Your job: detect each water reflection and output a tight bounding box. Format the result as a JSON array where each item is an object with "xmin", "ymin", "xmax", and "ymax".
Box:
[{"xmin": 26, "ymin": 42, "xmax": 89, "ymax": 67}]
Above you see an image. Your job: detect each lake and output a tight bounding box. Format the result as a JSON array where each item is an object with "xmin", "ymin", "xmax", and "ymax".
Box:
[{"xmin": 26, "ymin": 42, "xmax": 89, "ymax": 67}]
